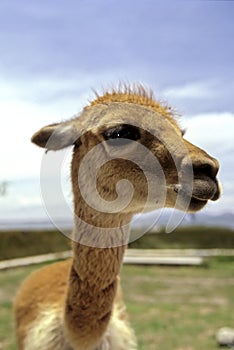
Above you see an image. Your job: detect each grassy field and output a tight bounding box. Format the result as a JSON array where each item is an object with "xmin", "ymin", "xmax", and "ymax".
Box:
[
  {"xmin": 0, "ymin": 229, "xmax": 71, "ymax": 260},
  {"xmin": 1, "ymin": 226, "xmax": 234, "ymax": 260},
  {"xmin": 1, "ymin": 257, "xmax": 234, "ymax": 350}
]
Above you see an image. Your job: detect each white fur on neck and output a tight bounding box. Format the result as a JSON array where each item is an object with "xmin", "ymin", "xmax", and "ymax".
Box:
[{"xmin": 24, "ymin": 303, "xmax": 137, "ymax": 350}]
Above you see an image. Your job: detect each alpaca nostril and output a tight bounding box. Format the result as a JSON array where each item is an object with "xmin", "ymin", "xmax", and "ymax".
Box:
[{"xmin": 193, "ymin": 161, "xmax": 219, "ymax": 179}]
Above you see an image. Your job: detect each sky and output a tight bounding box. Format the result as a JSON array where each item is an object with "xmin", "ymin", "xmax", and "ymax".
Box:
[{"xmin": 0, "ymin": 0, "xmax": 234, "ymax": 226}]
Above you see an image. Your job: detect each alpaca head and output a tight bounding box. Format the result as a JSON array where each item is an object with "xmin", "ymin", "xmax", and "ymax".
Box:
[{"xmin": 32, "ymin": 87, "xmax": 221, "ymax": 228}]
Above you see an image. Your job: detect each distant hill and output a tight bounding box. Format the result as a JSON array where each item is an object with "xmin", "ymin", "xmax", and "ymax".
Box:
[
  {"xmin": 0, "ymin": 210, "xmax": 233, "ymax": 232},
  {"xmin": 132, "ymin": 210, "xmax": 234, "ymax": 231}
]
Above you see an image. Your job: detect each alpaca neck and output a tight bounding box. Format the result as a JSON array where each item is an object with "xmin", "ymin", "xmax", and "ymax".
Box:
[{"xmin": 64, "ymin": 198, "xmax": 132, "ymax": 350}]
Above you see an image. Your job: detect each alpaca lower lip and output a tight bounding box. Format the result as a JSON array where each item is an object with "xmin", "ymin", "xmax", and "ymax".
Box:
[
  {"xmin": 192, "ymin": 178, "xmax": 220, "ymax": 201},
  {"xmin": 174, "ymin": 178, "xmax": 220, "ymax": 202}
]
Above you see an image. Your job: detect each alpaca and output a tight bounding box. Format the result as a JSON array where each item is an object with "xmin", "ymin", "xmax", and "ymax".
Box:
[{"xmin": 14, "ymin": 85, "xmax": 220, "ymax": 349}]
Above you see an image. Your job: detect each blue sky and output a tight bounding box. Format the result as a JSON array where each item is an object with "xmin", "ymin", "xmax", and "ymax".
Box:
[
  {"xmin": 1, "ymin": 0, "xmax": 234, "ymax": 113},
  {"xmin": 0, "ymin": 0, "xmax": 234, "ymax": 224}
]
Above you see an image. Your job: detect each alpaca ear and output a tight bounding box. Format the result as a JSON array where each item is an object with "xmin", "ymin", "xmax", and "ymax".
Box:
[{"xmin": 31, "ymin": 122, "xmax": 80, "ymax": 150}]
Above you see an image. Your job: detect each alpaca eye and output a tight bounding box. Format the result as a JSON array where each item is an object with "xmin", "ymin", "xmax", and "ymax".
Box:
[{"xmin": 103, "ymin": 124, "xmax": 140, "ymax": 145}]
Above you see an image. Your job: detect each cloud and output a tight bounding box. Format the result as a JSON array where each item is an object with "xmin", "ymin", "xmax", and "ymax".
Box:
[
  {"xmin": 183, "ymin": 112, "xmax": 234, "ymax": 214},
  {"xmin": 0, "ymin": 74, "xmax": 107, "ymax": 180},
  {"xmin": 161, "ymin": 77, "xmax": 234, "ymax": 118},
  {"xmin": 184, "ymin": 112, "xmax": 234, "ymax": 152},
  {"xmin": 163, "ymin": 81, "xmax": 216, "ymax": 100}
]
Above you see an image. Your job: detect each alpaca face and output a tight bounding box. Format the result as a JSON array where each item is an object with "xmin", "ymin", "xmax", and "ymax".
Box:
[
  {"xmin": 72, "ymin": 102, "xmax": 220, "ymax": 214},
  {"xmin": 32, "ymin": 98, "xmax": 221, "ymax": 216}
]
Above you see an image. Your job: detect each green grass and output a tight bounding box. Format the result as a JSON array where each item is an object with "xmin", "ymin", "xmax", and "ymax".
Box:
[
  {"xmin": 121, "ymin": 258, "xmax": 234, "ymax": 350},
  {"xmin": 129, "ymin": 226, "xmax": 234, "ymax": 249},
  {"xmin": 1, "ymin": 226, "xmax": 234, "ymax": 260},
  {"xmin": 1, "ymin": 257, "xmax": 234, "ymax": 350},
  {"xmin": 0, "ymin": 230, "xmax": 70, "ymax": 260}
]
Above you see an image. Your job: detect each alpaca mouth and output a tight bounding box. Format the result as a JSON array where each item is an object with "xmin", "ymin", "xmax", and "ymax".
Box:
[
  {"xmin": 174, "ymin": 177, "xmax": 221, "ymax": 212},
  {"xmin": 191, "ymin": 177, "xmax": 221, "ymax": 201}
]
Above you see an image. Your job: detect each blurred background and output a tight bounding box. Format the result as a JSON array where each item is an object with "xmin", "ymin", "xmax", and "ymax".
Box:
[{"xmin": 0, "ymin": 1, "xmax": 233, "ymax": 349}]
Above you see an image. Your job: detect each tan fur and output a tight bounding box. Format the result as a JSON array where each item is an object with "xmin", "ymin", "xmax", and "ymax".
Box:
[
  {"xmin": 14, "ymin": 85, "xmax": 220, "ymax": 349},
  {"xmin": 90, "ymin": 84, "xmax": 177, "ymax": 127},
  {"xmin": 14, "ymin": 260, "xmax": 71, "ymax": 349}
]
